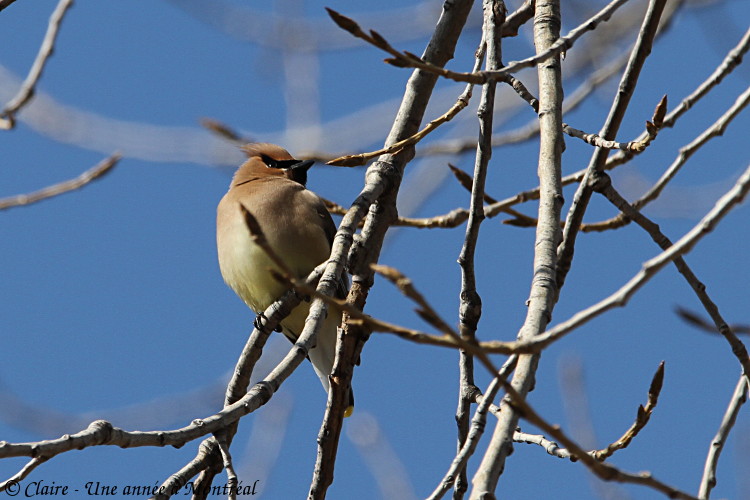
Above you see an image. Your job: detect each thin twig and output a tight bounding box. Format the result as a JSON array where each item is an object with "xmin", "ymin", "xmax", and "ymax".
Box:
[
  {"xmin": 153, "ymin": 274, "xmax": 315, "ymax": 498},
  {"xmin": 0, "ymin": 153, "xmax": 121, "ymax": 211},
  {"xmin": 499, "ymin": 69, "xmax": 663, "ymax": 155},
  {"xmin": 452, "ymin": 0, "xmax": 506, "ymax": 500},
  {"xmin": 449, "ymin": 164, "xmax": 537, "ymax": 225},
  {"xmin": 0, "ymin": 457, "xmax": 50, "ymax": 492},
  {"xmin": 327, "ymin": 0, "xmax": 633, "ymax": 85},
  {"xmin": 641, "ymin": 87, "xmax": 750, "ymax": 206},
  {"xmin": 584, "ymin": 86, "xmax": 750, "ymax": 232},
  {"xmin": 500, "ymin": 0, "xmax": 534, "ymax": 37},
  {"xmin": 297, "ymin": 264, "xmax": 498, "ymax": 371},
  {"xmin": 605, "ymin": 26, "xmax": 750, "ymax": 171},
  {"xmin": 326, "ymin": 84, "xmax": 476, "ymax": 166},
  {"xmin": 370, "ymin": 264, "xmax": 458, "ymax": 339},
  {"xmin": 153, "ymin": 440, "xmax": 218, "ymax": 499},
  {"xmin": 513, "ymin": 431, "xmax": 569, "ymax": 459},
  {"xmin": 563, "ymin": 93, "xmax": 664, "ymax": 153},
  {"xmin": 513, "ymin": 363, "xmax": 665, "ymax": 464},
  {"xmin": 556, "ymin": 0, "xmax": 668, "ymax": 291},
  {"xmin": 0, "ymin": 0, "xmax": 74, "ymax": 129},
  {"xmin": 500, "ymin": 380, "xmax": 699, "ymax": 500},
  {"xmin": 416, "ymin": 47, "xmax": 633, "ymax": 158},
  {"xmin": 593, "ymin": 361, "xmax": 665, "ymax": 460},
  {"xmin": 0, "ymin": 402, "xmax": 275, "ymax": 463},
  {"xmin": 156, "ymin": 260, "xmax": 329, "ymax": 497},
  {"xmin": 454, "ymin": 2, "xmax": 504, "ymax": 496}
]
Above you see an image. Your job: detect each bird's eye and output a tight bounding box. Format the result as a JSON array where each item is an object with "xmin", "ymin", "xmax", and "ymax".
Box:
[{"xmin": 260, "ymin": 154, "xmax": 278, "ymax": 169}]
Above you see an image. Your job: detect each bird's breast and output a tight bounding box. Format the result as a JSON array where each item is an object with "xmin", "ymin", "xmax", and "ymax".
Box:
[{"xmin": 216, "ymin": 208, "xmax": 287, "ymax": 312}]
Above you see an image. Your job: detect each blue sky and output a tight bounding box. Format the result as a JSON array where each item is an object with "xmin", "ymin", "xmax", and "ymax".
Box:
[{"xmin": 2, "ymin": 1, "xmax": 750, "ymax": 499}]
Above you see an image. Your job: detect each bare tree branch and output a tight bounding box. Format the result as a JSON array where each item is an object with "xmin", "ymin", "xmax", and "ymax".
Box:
[
  {"xmin": 415, "ymin": 46, "xmax": 632, "ymax": 158},
  {"xmin": 584, "ymin": 85, "xmax": 750, "ymax": 232},
  {"xmin": 593, "ymin": 361, "xmax": 665, "ymax": 460},
  {"xmin": 595, "ymin": 177, "xmax": 750, "ymax": 377},
  {"xmin": 512, "ymin": 161, "xmax": 750, "ymax": 355},
  {"xmin": 471, "ymin": 0, "xmax": 565, "ymax": 495},
  {"xmin": 604, "ymin": 24, "xmax": 750, "ymax": 171},
  {"xmin": 698, "ymin": 375, "xmax": 749, "ymax": 499},
  {"xmin": 329, "ymin": 0, "xmax": 633, "ymax": 86},
  {"xmin": 0, "ymin": 0, "xmax": 73, "ymax": 129},
  {"xmin": 0, "ymin": 153, "xmax": 120, "ymax": 211},
  {"xmin": 215, "ymin": 434, "xmax": 238, "ymax": 500},
  {"xmin": 428, "ymin": 357, "xmax": 518, "ymax": 500},
  {"xmin": 499, "ymin": 0, "xmax": 534, "ymax": 37},
  {"xmin": 453, "ymin": 2, "xmax": 505, "ymax": 497},
  {"xmin": 563, "ymin": 94, "xmax": 664, "ymax": 153},
  {"xmin": 310, "ymin": 1, "xmax": 477, "ymax": 497},
  {"xmin": 0, "ymin": 457, "xmax": 49, "ymax": 493},
  {"xmin": 556, "ymin": 0, "xmax": 668, "ymax": 291},
  {"xmin": 326, "ymin": 62, "xmax": 481, "ymax": 167},
  {"xmin": 500, "ymin": 379, "xmax": 700, "ymax": 500}
]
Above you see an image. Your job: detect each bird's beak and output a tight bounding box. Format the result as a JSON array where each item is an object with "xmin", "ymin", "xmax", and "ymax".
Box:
[
  {"xmin": 285, "ymin": 159, "xmax": 314, "ymax": 186},
  {"xmin": 289, "ymin": 159, "xmax": 314, "ymax": 172}
]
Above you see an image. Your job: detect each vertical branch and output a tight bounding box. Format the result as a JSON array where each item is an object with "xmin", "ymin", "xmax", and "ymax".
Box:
[
  {"xmin": 556, "ymin": 0, "xmax": 668, "ymax": 290},
  {"xmin": 698, "ymin": 375, "xmax": 749, "ymax": 499},
  {"xmin": 454, "ymin": 2, "xmax": 505, "ymax": 498},
  {"xmin": 470, "ymin": 0, "xmax": 564, "ymax": 497},
  {"xmin": 308, "ymin": 1, "xmax": 477, "ymax": 498},
  {"xmin": 430, "ymin": 356, "xmax": 517, "ymax": 500}
]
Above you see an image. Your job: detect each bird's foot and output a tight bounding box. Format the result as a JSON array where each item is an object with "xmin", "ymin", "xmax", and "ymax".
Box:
[{"xmin": 253, "ymin": 312, "xmax": 282, "ymax": 334}]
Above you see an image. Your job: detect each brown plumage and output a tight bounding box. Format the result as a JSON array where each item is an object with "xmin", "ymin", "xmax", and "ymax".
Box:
[{"xmin": 216, "ymin": 143, "xmax": 352, "ymax": 414}]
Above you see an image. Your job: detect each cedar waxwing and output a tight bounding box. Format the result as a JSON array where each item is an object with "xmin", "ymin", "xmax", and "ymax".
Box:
[{"xmin": 216, "ymin": 143, "xmax": 353, "ymax": 415}]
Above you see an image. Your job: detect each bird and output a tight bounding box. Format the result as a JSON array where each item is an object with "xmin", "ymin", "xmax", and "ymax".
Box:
[{"xmin": 216, "ymin": 143, "xmax": 353, "ymax": 416}]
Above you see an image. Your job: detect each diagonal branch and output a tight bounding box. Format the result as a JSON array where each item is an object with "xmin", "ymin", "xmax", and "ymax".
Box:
[
  {"xmin": 0, "ymin": 0, "xmax": 74, "ymax": 129},
  {"xmin": 326, "ymin": 77, "xmax": 478, "ymax": 167},
  {"xmin": 698, "ymin": 375, "xmax": 749, "ymax": 499},
  {"xmin": 594, "ymin": 176, "xmax": 750, "ymax": 377},
  {"xmin": 584, "ymin": 85, "xmax": 750, "ymax": 233},
  {"xmin": 0, "ymin": 153, "xmax": 121, "ymax": 211},
  {"xmin": 556, "ymin": 0, "xmax": 668, "ymax": 291},
  {"xmin": 593, "ymin": 361, "xmax": 665, "ymax": 460},
  {"xmin": 510, "ymin": 162, "xmax": 750, "ymax": 355},
  {"xmin": 0, "ymin": 0, "xmax": 19, "ymax": 12},
  {"xmin": 157, "ymin": 261, "xmax": 326, "ymax": 498},
  {"xmin": 605, "ymin": 26, "xmax": 750, "ymax": 172},
  {"xmin": 500, "ymin": 379, "xmax": 699, "ymax": 500}
]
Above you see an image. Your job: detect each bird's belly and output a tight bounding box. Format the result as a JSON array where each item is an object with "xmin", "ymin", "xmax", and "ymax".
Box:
[
  {"xmin": 217, "ymin": 222, "xmax": 287, "ymax": 313},
  {"xmin": 217, "ymin": 224, "xmax": 325, "ymax": 341}
]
